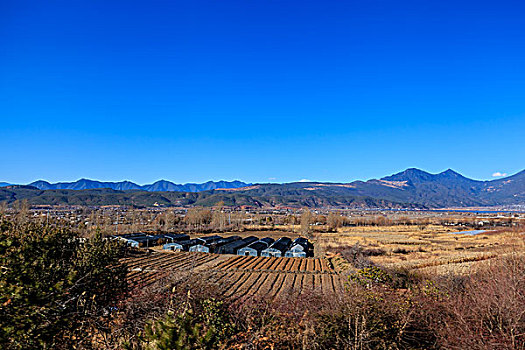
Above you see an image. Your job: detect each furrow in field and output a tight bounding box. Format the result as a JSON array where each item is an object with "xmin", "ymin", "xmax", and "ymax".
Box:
[
  {"xmin": 247, "ymin": 256, "xmax": 265, "ymax": 269},
  {"xmin": 259, "ymin": 257, "xmax": 273, "ymax": 270},
  {"xmin": 306, "ymin": 259, "xmax": 314, "ymax": 272},
  {"xmin": 321, "ymin": 274, "xmax": 331, "ymax": 294},
  {"xmin": 250, "ymin": 272, "xmax": 271, "ymax": 297},
  {"xmin": 226, "ymin": 256, "xmax": 248, "ymax": 269},
  {"xmin": 125, "ymin": 253, "xmax": 166, "ymax": 269},
  {"xmin": 259, "ymin": 273, "xmax": 280, "ymax": 296},
  {"xmin": 215, "ymin": 256, "xmax": 241, "ymax": 269},
  {"xmin": 224, "ymin": 272, "xmax": 250, "ymax": 298},
  {"xmin": 251, "ymin": 257, "xmax": 268, "ymax": 270},
  {"xmin": 291, "ymin": 259, "xmax": 301, "ymax": 272},
  {"xmin": 299, "ymin": 259, "xmax": 307, "ymax": 272},
  {"xmin": 267, "ymin": 257, "xmax": 281, "ymax": 270},
  {"xmin": 219, "ymin": 272, "xmax": 244, "ymax": 295},
  {"xmin": 235, "ymin": 256, "xmax": 255, "ymax": 269},
  {"xmin": 314, "ymin": 259, "xmax": 321, "ymax": 271},
  {"xmin": 274, "ymin": 257, "xmax": 288, "ymax": 271},
  {"xmin": 314, "ymin": 274, "xmax": 323, "ymax": 292},
  {"xmin": 270, "ymin": 273, "xmax": 287, "ymax": 300},
  {"xmin": 234, "ymin": 272, "xmax": 267, "ymax": 301},
  {"xmin": 281, "ymin": 258, "xmax": 293, "ymax": 271},
  {"xmin": 127, "ymin": 253, "xmax": 180, "ymax": 272}
]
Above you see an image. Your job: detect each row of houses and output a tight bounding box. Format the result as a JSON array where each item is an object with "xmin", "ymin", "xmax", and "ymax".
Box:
[
  {"xmin": 114, "ymin": 232, "xmax": 313, "ymax": 258},
  {"xmin": 238, "ymin": 237, "xmax": 312, "ymax": 258},
  {"xmin": 171, "ymin": 235, "xmax": 312, "ymax": 258},
  {"xmin": 113, "ymin": 232, "xmax": 189, "ymax": 248}
]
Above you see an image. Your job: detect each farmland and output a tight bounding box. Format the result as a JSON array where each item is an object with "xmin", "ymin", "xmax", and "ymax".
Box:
[
  {"xmin": 123, "ymin": 251, "xmax": 225, "ymax": 287},
  {"xmin": 121, "ymin": 221, "xmax": 524, "ymax": 301},
  {"xmin": 122, "ymin": 250, "xmax": 343, "ymax": 300}
]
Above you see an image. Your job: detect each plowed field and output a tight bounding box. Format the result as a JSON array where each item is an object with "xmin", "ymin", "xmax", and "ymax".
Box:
[
  {"xmin": 123, "ymin": 251, "xmax": 344, "ymax": 298},
  {"xmin": 214, "ymin": 255, "xmax": 334, "ymax": 273}
]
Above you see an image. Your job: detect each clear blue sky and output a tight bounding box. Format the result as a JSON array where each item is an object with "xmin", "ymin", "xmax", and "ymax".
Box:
[{"xmin": 1, "ymin": 0, "xmax": 524, "ymax": 185}]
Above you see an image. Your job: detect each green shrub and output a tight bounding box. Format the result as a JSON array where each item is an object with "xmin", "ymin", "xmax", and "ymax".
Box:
[
  {"xmin": 349, "ymin": 266, "xmax": 393, "ymax": 286},
  {"xmin": 135, "ymin": 297, "xmax": 235, "ymax": 350},
  {"xmin": 0, "ymin": 220, "xmax": 128, "ymax": 349}
]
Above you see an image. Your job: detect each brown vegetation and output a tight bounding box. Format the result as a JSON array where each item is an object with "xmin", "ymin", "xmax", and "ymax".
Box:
[
  {"xmin": 2, "ymin": 208, "xmax": 524, "ymax": 349},
  {"xmin": 117, "ymin": 246, "xmax": 524, "ymax": 350}
]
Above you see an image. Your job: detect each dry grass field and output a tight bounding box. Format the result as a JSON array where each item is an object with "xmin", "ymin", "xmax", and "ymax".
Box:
[{"xmin": 315, "ymin": 224, "xmax": 524, "ymax": 274}]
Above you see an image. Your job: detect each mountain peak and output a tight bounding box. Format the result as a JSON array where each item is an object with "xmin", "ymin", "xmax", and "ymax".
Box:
[
  {"xmin": 381, "ymin": 168, "xmax": 433, "ymax": 184},
  {"xmin": 402, "ymin": 168, "xmax": 432, "ymax": 176},
  {"xmin": 152, "ymin": 180, "xmax": 173, "ymax": 184},
  {"xmin": 31, "ymin": 180, "xmax": 51, "ymax": 184},
  {"xmin": 439, "ymin": 169, "xmax": 461, "ymax": 176}
]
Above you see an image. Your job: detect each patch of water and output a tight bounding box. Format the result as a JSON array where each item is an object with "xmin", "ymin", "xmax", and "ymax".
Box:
[{"xmin": 447, "ymin": 230, "xmax": 488, "ymax": 236}]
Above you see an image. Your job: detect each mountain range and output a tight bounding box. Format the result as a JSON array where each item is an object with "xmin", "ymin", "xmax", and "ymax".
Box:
[
  {"xmin": 1, "ymin": 168, "xmax": 524, "ymax": 208},
  {"xmin": 2, "ymin": 179, "xmax": 250, "ymax": 192},
  {"xmin": 204, "ymin": 168, "xmax": 524, "ymax": 208}
]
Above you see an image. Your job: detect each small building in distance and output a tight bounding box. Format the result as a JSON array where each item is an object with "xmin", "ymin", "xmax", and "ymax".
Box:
[
  {"xmin": 116, "ymin": 232, "xmax": 189, "ymax": 248},
  {"xmin": 261, "ymin": 237, "xmax": 292, "ymax": 257},
  {"xmin": 117, "ymin": 233, "xmax": 154, "ymax": 248},
  {"xmin": 285, "ymin": 237, "xmax": 313, "ymax": 258},
  {"xmin": 149, "ymin": 234, "xmax": 170, "ymax": 245},
  {"xmin": 237, "ymin": 237, "xmax": 275, "ymax": 256},
  {"xmin": 189, "ymin": 244, "xmax": 209, "ymax": 253},
  {"xmin": 197, "ymin": 235, "xmax": 223, "ymax": 245},
  {"xmin": 190, "ymin": 240, "xmax": 241, "ymax": 253},
  {"xmin": 206, "ymin": 236, "xmax": 241, "ymax": 253},
  {"xmin": 163, "ymin": 238, "xmax": 202, "ymax": 252},
  {"xmin": 188, "ymin": 235, "xmax": 223, "ymax": 252},
  {"xmin": 216, "ymin": 236, "xmax": 258, "ymax": 255}
]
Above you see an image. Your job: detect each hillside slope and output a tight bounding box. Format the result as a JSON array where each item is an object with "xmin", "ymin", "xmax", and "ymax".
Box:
[{"xmin": 2, "ymin": 169, "xmax": 523, "ymax": 208}]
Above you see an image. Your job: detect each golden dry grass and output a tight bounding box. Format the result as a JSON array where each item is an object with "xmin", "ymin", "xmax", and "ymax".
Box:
[{"xmin": 315, "ymin": 225, "xmax": 525, "ymax": 275}]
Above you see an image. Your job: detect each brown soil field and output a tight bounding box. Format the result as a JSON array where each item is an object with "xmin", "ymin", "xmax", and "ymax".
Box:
[
  {"xmin": 122, "ymin": 250, "xmax": 343, "ymax": 299},
  {"xmin": 214, "ymin": 255, "xmax": 334, "ymax": 273},
  {"xmin": 122, "ymin": 251, "xmax": 228, "ymax": 288}
]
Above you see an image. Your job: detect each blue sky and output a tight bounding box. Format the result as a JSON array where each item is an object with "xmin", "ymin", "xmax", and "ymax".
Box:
[{"xmin": 1, "ymin": 0, "xmax": 524, "ymax": 184}]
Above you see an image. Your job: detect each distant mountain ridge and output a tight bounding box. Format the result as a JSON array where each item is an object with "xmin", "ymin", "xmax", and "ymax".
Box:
[
  {"xmin": 1, "ymin": 168, "xmax": 524, "ymax": 208},
  {"xmin": 210, "ymin": 168, "xmax": 525, "ymax": 208},
  {"xmin": 26, "ymin": 179, "xmax": 250, "ymax": 192}
]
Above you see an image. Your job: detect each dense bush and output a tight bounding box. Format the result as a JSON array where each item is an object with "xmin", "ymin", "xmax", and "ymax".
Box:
[
  {"xmin": 133, "ymin": 298, "xmax": 235, "ymax": 350},
  {"xmin": 0, "ymin": 220, "xmax": 128, "ymax": 349}
]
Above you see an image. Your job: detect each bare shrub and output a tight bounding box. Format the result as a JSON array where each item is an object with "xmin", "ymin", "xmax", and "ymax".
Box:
[
  {"xmin": 363, "ymin": 247, "xmax": 387, "ymax": 256},
  {"xmin": 424, "ymin": 252, "xmax": 525, "ymax": 350},
  {"xmin": 393, "ymin": 247, "xmax": 411, "ymax": 254},
  {"xmin": 338, "ymin": 243, "xmax": 375, "ymax": 268}
]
